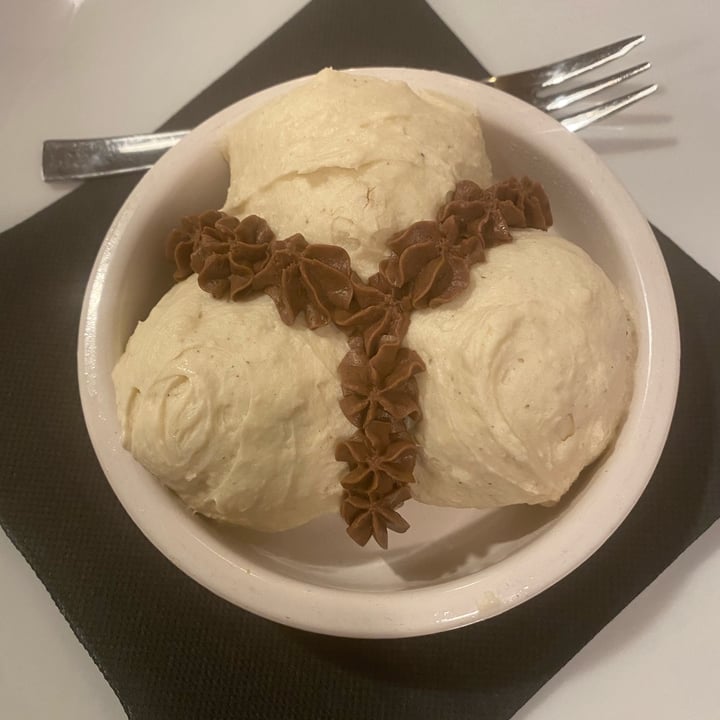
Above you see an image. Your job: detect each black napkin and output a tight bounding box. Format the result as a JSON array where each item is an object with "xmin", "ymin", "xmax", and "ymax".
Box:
[{"xmin": 1, "ymin": 1, "xmax": 718, "ymax": 718}]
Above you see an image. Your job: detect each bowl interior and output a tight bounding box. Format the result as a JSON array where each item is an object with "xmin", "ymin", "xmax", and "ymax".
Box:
[{"xmin": 79, "ymin": 69, "xmax": 678, "ymax": 635}]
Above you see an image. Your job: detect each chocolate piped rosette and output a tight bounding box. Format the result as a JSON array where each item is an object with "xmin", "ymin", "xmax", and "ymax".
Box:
[{"xmin": 112, "ymin": 70, "xmax": 634, "ymax": 549}]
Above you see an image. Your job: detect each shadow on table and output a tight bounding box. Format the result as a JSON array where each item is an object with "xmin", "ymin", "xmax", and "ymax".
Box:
[{"xmin": 587, "ymin": 136, "xmax": 677, "ymax": 154}]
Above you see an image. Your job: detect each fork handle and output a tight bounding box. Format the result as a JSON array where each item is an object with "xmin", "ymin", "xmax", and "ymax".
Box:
[{"xmin": 42, "ymin": 131, "xmax": 189, "ymax": 182}]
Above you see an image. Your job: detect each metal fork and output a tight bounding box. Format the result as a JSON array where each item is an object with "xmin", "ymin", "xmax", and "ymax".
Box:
[{"xmin": 42, "ymin": 35, "xmax": 657, "ymax": 182}]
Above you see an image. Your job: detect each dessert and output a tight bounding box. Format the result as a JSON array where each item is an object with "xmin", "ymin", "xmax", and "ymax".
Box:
[{"xmin": 112, "ymin": 69, "xmax": 635, "ymax": 548}]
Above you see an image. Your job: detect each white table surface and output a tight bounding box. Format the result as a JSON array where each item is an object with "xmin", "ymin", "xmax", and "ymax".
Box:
[{"xmin": 1, "ymin": 1, "xmax": 718, "ymax": 717}]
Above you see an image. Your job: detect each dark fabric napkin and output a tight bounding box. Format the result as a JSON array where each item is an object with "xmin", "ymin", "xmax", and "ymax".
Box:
[{"xmin": 1, "ymin": 1, "xmax": 718, "ymax": 718}]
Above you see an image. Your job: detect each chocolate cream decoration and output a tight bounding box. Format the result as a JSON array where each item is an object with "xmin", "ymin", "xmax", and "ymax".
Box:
[{"xmin": 165, "ymin": 177, "xmax": 553, "ymax": 548}]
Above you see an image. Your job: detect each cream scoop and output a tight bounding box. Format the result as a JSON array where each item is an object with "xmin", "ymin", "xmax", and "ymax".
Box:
[
  {"xmin": 406, "ymin": 228, "xmax": 635, "ymax": 508},
  {"xmin": 223, "ymin": 68, "xmax": 493, "ymax": 278},
  {"xmin": 112, "ymin": 279, "xmax": 347, "ymax": 532}
]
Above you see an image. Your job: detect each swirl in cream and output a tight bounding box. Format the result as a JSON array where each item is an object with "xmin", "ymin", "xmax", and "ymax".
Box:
[{"xmin": 112, "ymin": 283, "xmax": 347, "ymax": 532}]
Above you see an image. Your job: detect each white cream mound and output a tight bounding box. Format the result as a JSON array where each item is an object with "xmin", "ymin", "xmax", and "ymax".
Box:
[
  {"xmin": 407, "ymin": 229, "xmax": 635, "ymax": 508},
  {"xmin": 112, "ymin": 278, "xmax": 347, "ymax": 532},
  {"xmin": 223, "ymin": 68, "xmax": 493, "ymax": 278}
]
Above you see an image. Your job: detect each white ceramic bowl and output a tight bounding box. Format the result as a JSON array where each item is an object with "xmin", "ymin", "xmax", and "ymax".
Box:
[{"xmin": 78, "ymin": 68, "xmax": 680, "ymax": 638}]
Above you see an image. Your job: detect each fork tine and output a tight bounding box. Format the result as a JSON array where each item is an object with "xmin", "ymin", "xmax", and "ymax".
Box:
[
  {"xmin": 541, "ymin": 62, "xmax": 651, "ymax": 112},
  {"xmin": 559, "ymin": 83, "xmax": 658, "ymax": 132},
  {"xmin": 498, "ymin": 34, "xmax": 646, "ymax": 90}
]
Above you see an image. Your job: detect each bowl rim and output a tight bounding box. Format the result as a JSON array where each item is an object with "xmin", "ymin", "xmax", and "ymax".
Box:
[{"xmin": 78, "ymin": 67, "xmax": 680, "ymax": 638}]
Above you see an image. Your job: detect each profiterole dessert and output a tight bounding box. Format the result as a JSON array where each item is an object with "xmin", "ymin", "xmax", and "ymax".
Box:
[{"xmin": 112, "ymin": 69, "xmax": 635, "ymax": 548}]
